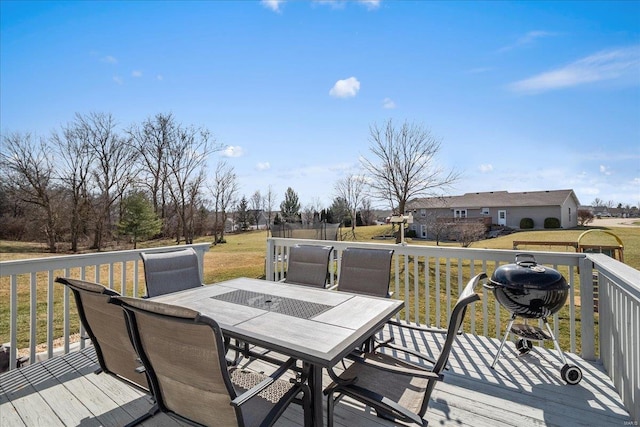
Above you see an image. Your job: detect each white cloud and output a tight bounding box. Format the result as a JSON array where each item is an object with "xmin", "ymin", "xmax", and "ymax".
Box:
[
  {"xmin": 222, "ymin": 145, "xmax": 245, "ymax": 157},
  {"xmin": 113, "ymin": 76, "xmax": 123, "ymax": 85},
  {"xmin": 382, "ymin": 97, "xmax": 396, "ymax": 109},
  {"xmin": 156, "ymin": 74, "xmax": 164, "ymax": 81},
  {"xmin": 509, "ymin": 45, "xmax": 640, "ymax": 94},
  {"xmin": 479, "ymin": 164, "xmax": 494, "ymax": 173},
  {"xmin": 358, "ymin": 0, "xmax": 381, "ymax": 10},
  {"xmin": 600, "ymin": 165, "xmax": 612, "ymax": 175},
  {"xmin": 102, "ymin": 55, "xmax": 118, "ymax": 64},
  {"xmin": 329, "ymin": 77, "xmax": 360, "ymax": 98},
  {"xmin": 132, "ymin": 70, "xmax": 142, "ymax": 77},
  {"xmin": 256, "ymin": 162, "xmax": 271, "ymax": 171},
  {"xmin": 261, "ymin": 0, "xmax": 284, "ymax": 12},
  {"xmin": 313, "ymin": 0, "xmax": 380, "ymax": 9},
  {"xmin": 498, "ymin": 30, "xmax": 558, "ymax": 53}
]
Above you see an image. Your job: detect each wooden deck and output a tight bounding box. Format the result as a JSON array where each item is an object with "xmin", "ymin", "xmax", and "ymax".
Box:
[{"xmin": 1, "ymin": 324, "xmax": 633, "ymax": 426}]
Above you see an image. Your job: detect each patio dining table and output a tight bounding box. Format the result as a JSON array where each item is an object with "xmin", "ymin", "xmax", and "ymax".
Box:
[{"xmin": 150, "ymin": 277, "xmax": 404, "ymax": 427}]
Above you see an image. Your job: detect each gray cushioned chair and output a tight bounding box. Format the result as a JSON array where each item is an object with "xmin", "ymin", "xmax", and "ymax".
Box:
[
  {"xmin": 336, "ymin": 247, "xmax": 394, "ymax": 297},
  {"xmin": 114, "ymin": 296, "xmax": 311, "ymax": 427},
  {"xmin": 283, "ymin": 244, "xmax": 333, "ymax": 288},
  {"xmin": 140, "ymin": 247, "xmax": 202, "ymax": 297},
  {"xmin": 55, "ymin": 277, "xmax": 156, "ymax": 426},
  {"xmin": 324, "ymin": 272, "xmax": 486, "ymax": 427}
]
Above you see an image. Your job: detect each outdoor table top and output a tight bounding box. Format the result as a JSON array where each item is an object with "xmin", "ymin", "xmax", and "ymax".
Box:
[{"xmin": 150, "ymin": 277, "xmax": 404, "ymax": 367}]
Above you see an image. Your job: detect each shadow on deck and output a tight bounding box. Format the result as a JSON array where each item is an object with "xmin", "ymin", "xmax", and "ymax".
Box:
[{"xmin": 1, "ymin": 325, "xmax": 633, "ymax": 427}]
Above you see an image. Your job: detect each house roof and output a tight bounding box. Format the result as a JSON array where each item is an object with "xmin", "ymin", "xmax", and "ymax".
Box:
[{"xmin": 407, "ymin": 189, "xmax": 580, "ymax": 210}]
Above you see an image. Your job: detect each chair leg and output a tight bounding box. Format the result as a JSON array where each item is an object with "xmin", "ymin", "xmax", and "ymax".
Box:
[
  {"xmin": 123, "ymin": 403, "xmax": 159, "ymax": 427},
  {"xmin": 326, "ymin": 391, "xmax": 335, "ymax": 427}
]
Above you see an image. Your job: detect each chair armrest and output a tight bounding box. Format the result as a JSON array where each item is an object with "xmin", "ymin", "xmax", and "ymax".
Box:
[
  {"xmin": 230, "ymin": 357, "xmax": 297, "ymax": 407},
  {"xmin": 351, "ymin": 353, "xmax": 441, "ymax": 380},
  {"xmin": 386, "ymin": 319, "xmax": 450, "ymax": 334},
  {"xmin": 374, "ymin": 341, "xmax": 438, "ymax": 367}
]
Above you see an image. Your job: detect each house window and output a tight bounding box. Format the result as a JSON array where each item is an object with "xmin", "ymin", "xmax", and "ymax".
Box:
[
  {"xmin": 420, "ymin": 209, "xmax": 426, "ymax": 217},
  {"xmin": 481, "ymin": 208, "xmax": 490, "ymax": 215},
  {"xmin": 454, "ymin": 209, "xmax": 467, "ymax": 218}
]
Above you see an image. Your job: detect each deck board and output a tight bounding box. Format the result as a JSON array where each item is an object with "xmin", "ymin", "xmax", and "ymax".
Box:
[{"xmin": 0, "ymin": 326, "xmax": 633, "ymax": 427}]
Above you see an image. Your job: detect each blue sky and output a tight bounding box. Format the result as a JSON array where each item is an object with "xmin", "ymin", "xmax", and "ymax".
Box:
[{"xmin": 2, "ymin": 0, "xmax": 639, "ymax": 209}]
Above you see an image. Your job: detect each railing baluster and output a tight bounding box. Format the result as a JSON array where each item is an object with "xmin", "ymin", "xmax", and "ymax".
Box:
[
  {"xmin": 10, "ymin": 275, "xmax": 18, "ymax": 370},
  {"xmin": 29, "ymin": 272, "xmax": 37, "ymax": 365},
  {"xmin": 424, "ymin": 256, "xmax": 430, "ymax": 326},
  {"xmin": 64, "ymin": 267, "xmax": 70, "ymax": 354},
  {"xmin": 435, "ymin": 260, "xmax": 441, "ymax": 328},
  {"xmin": 47, "ymin": 271, "xmax": 54, "ymax": 359},
  {"xmin": 413, "ymin": 254, "xmax": 419, "ymax": 323}
]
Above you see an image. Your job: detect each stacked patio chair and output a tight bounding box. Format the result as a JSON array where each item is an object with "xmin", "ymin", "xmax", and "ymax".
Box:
[
  {"xmin": 114, "ymin": 296, "xmax": 311, "ymax": 427},
  {"xmin": 324, "ymin": 272, "xmax": 486, "ymax": 427},
  {"xmin": 282, "ymin": 244, "xmax": 333, "ymax": 288},
  {"xmin": 55, "ymin": 277, "xmax": 157, "ymax": 426},
  {"xmin": 140, "ymin": 247, "xmax": 202, "ymax": 297}
]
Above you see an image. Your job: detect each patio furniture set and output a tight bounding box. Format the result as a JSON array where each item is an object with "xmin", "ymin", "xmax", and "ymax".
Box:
[{"xmin": 55, "ymin": 245, "xmax": 486, "ymax": 427}]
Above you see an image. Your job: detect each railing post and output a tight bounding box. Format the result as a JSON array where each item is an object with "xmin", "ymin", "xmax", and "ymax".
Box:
[
  {"xmin": 579, "ymin": 256, "xmax": 596, "ymax": 360},
  {"xmin": 266, "ymin": 238, "xmax": 275, "ymax": 281}
]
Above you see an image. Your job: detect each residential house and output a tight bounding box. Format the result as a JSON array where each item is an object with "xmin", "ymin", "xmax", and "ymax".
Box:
[{"xmin": 406, "ymin": 189, "xmax": 581, "ymax": 238}]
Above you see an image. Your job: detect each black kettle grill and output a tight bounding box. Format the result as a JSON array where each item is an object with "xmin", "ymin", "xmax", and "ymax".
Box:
[{"xmin": 485, "ymin": 254, "xmax": 583, "ymax": 384}]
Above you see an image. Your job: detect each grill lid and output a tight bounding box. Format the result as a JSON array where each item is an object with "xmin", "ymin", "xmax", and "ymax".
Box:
[{"xmin": 490, "ymin": 254, "xmax": 569, "ymax": 291}]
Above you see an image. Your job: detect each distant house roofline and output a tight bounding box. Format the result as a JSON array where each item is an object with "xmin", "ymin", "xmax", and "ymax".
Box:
[{"xmin": 407, "ymin": 189, "xmax": 579, "ymax": 209}]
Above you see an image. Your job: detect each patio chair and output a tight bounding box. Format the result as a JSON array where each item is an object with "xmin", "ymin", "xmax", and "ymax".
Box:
[
  {"xmin": 335, "ymin": 247, "xmax": 394, "ymax": 297},
  {"xmin": 54, "ymin": 277, "xmax": 156, "ymax": 426},
  {"xmin": 114, "ymin": 296, "xmax": 311, "ymax": 427},
  {"xmin": 282, "ymin": 244, "xmax": 333, "ymax": 288},
  {"xmin": 324, "ymin": 272, "xmax": 486, "ymax": 427},
  {"xmin": 140, "ymin": 247, "xmax": 202, "ymax": 297}
]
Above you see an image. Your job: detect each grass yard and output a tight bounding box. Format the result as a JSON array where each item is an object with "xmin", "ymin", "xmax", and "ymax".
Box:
[{"xmin": 1, "ymin": 222, "xmax": 638, "ymax": 353}]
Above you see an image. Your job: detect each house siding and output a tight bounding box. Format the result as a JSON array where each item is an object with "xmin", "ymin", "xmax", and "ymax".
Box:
[{"xmin": 406, "ymin": 189, "xmax": 580, "ymax": 236}]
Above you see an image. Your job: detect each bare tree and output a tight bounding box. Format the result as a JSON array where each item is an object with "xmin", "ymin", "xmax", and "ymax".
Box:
[
  {"xmin": 0, "ymin": 133, "xmax": 61, "ymax": 252},
  {"xmin": 424, "ymin": 212, "xmax": 450, "ymax": 246},
  {"xmin": 360, "ymin": 198, "xmax": 376, "ymax": 226},
  {"xmin": 577, "ymin": 209, "xmax": 595, "ymax": 226},
  {"xmin": 250, "ymin": 190, "xmax": 262, "ymax": 229},
  {"xmin": 301, "ymin": 204, "xmax": 316, "ymax": 225},
  {"xmin": 78, "ymin": 112, "xmax": 138, "ymax": 250},
  {"xmin": 263, "ymin": 185, "xmax": 275, "ymax": 234},
  {"xmin": 360, "ymin": 119, "xmax": 459, "ymax": 243},
  {"xmin": 51, "ymin": 122, "xmax": 94, "ymax": 252},
  {"xmin": 334, "ymin": 174, "xmax": 365, "ymax": 236},
  {"xmin": 165, "ymin": 124, "xmax": 218, "ymax": 244},
  {"xmin": 209, "ymin": 161, "xmax": 238, "ymax": 244},
  {"xmin": 452, "ymin": 222, "xmax": 486, "ymax": 248},
  {"xmin": 128, "ymin": 113, "xmax": 174, "ymax": 226}
]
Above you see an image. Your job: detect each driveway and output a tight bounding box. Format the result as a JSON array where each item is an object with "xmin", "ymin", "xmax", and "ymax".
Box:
[{"xmin": 590, "ymin": 217, "xmax": 639, "ymax": 228}]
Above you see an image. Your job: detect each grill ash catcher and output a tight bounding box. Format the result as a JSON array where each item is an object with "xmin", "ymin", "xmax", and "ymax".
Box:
[{"xmin": 485, "ymin": 254, "xmax": 583, "ymax": 385}]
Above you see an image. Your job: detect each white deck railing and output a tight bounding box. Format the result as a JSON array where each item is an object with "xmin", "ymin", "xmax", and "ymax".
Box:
[
  {"xmin": 1, "ymin": 239, "xmax": 637, "ymax": 421},
  {"xmin": 265, "ymin": 238, "xmax": 638, "ymax": 422},
  {"xmin": 0, "ymin": 243, "xmax": 210, "ymax": 371},
  {"xmin": 589, "ymin": 253, "xmax": 640, "ymax": 422}
]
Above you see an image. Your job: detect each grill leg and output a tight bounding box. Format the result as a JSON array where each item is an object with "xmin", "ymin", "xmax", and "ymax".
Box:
[
  {"xmin": 543, "ymin": 318, "xmax": 567, "ymax": 365},
  {"xmin": 491, "ymin": 315, "xmax": 516, "ymax": 368}
]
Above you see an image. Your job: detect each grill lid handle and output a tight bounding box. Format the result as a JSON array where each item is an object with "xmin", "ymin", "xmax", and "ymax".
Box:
[
  {"xmin": 515, "ymin": 253, "xmax": 538, "ymax": 267},
  {"xmin": 515, "ymin": 253, "xmax": 546, "ymax": 272}
]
